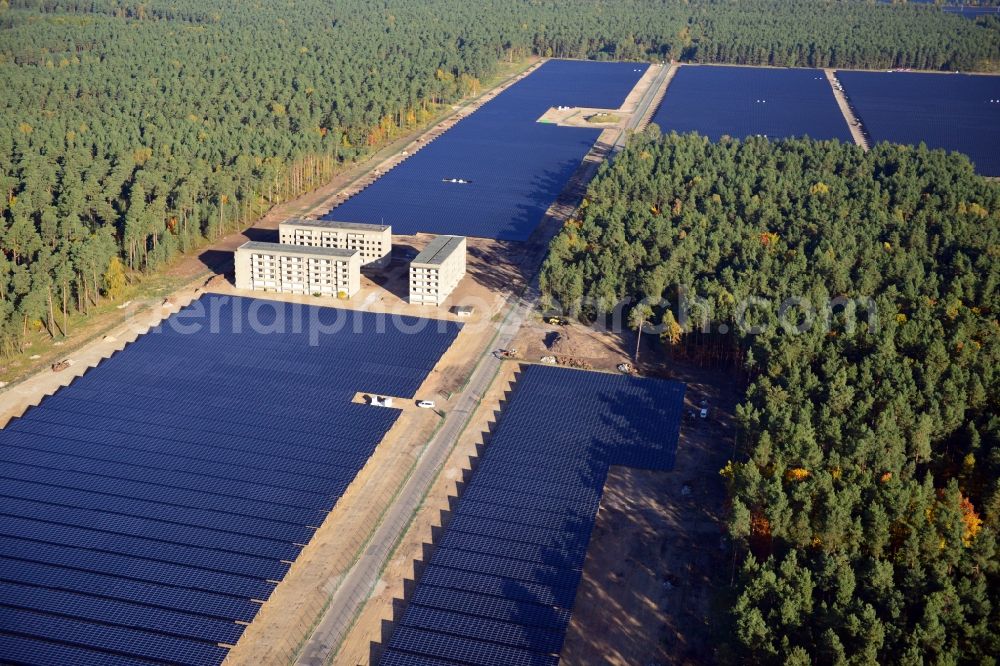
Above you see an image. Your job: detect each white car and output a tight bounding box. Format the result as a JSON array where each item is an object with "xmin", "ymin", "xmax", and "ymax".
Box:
[{"xmin": 417, "ymin": 400, "xmax": 436, "ymax": 409}]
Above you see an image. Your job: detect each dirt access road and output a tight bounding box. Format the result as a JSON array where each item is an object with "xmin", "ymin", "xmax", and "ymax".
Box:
[{"xmin": 824, "ymin": 68, "xmax": 870, "ymax": 149}]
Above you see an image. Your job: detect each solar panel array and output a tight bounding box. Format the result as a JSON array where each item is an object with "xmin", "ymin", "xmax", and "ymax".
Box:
[
  {"xmin": 381, "ymin": 365, "xmax": 685, "ymax": 665},
  {"xmin": 879, "ymin": 0, "xmax": 1000, "ymax": 19},
  {"xmin": 650, "ymin": 65, "xmax": 852, "ymax": 142},
  {"xmin": 0, "ymin": 294, "xmax": 461, "ymax": 666},
  {"xmin": 326, "ymin": 60, "xmax": 648, "ymax": 241},
  {"xmin": 837, "ymin": 70, "xmax": 1000, "ymax": 176}
]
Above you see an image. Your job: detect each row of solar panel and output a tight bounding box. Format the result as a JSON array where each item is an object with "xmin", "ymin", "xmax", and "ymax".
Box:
[
  {"xmin": 1, "ymin": 426, "xmax": 362, "ymax": 498},
  {"xmin": 329, "ymin": 60, "xmax": 648, "ymax": 240},
  {"xmin": 144, "ymin": 298, "xmax": 460, "ymax": 351},
  {"xmin": 0, "ymin": 441, "xmax": 350, "ymax": 513},
  {"xmin": 0, "ymin": 548, "xmax": 267, "ymax": 618},
  {"xmin": 1, "ymin": 476, "xmax": 313, "ymax": 544},
  {"xmin": 0, "ymin": 459, "xmax": 327, "ymax": 528},
  {"xmin": 114, "ymin": 343, "xmax": 452, "ymax": 382},
  {"xmin": 82, "ymin": 364, "xmax": 399, "ymax": 420},
  {"xmin": 382, "ymin": 365, "xmax": 685, "ymax": 664},
  {"xmin": 0, "ymin": 512, "xmax": 289, "ymax": 582},
  {"xmin": 1, "ymin": 294, "xmax": 463, "ymax": 664},
  {"xmin": 88, "ymin": 356, "xmax": 432, "ymax": 405},
  {"xmin": 117, "ymin": 338, "xmax": 449, "ymax": 380},
  {"xmin": 439, "ymin": 529, "xmax": 589, "ymax": 568},
  {"xmin": 21, "ymin": 393, "xmax": 394, "ymax": 458},
  {"xmin": 9, "ymin": 417, "xmax": 372, "ymax": 483},
  {"xmin": 0, "ymin": 580, "xmax": 244, "ymax": 644},
  {"xmin": 11, "ymin": 401, "xmax": 376, "ymax": 474},
  {"xmin": 32, "ymin": 391, "xmax": 389, "ymax": 446},
  {"xmin": 0, "ymin": 494, "xmax": 302, "ymax": 562},
  {"xmin": 0, "ymin": 606, "xmax": 230, "ymax": 666},
  {"xmin": 11, "ymin": 406, "xmax": 379, "ymax": 476}
]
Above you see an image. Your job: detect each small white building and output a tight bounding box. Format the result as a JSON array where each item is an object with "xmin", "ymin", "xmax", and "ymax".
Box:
[
  {"xmin": 409, "ymin": 235, "xmax": 467, "ymax": 306},
  {"xmin": 234, "ymin": 241, "xmax": 361, "ymax": 298},
  {"xmin": 278, "ymin": 218, "xmax": 391, "ymax": 268}
]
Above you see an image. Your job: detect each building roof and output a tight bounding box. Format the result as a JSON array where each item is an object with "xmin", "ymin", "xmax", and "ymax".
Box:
[
  {"xmin": 411, "ymin": 235, "xmax": 465, "ymax": 267},
  {"xmin": 237, "ymin": 241, "xmax": 359, "ymax": 259},
  {"xmin": 280, "ymin": 218, "xmax": 390, "ymax": 233}
]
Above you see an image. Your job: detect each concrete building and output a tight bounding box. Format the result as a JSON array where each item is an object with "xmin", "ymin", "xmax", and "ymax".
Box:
[
  {"xmin": 409, "ymin": 235, "xmax": 467, "ymax": 306},
  {"xmin": 278, "ymin": 219, "xmax": 391, "ymax": 268},
  {"xmin": 235, "ymin": 241, "xmax": 361, "ymax": 298}
]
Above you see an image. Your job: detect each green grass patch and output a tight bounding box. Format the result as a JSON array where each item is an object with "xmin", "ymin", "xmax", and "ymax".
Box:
[{"xmin": 586, "ymin": 113, "xmax": 620, "ymax": 124}]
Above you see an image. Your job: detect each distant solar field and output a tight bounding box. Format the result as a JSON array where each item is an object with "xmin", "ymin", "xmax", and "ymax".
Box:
[
  {"xmin": 838, "ymin": 71, "xmax": 1000, "ymax": 176},
  {"xmin": 327, "ymin": 60, "xmax": 648, "ymax": 241},
  {"xmin": 883, "ymin": 0, "xmax": 1000, "ymax": 19},
  {"xmin": 380, "ymin": 365, "xmax": 685, "ymax": 665},
  {"xmin": 944, "ymin": 5, "xmax": 1000, "ymax": 19},
  {"xmin": 650, "ymin": 65, "xmax": 852, "ymax": 142},
  {"xmin": 0, "ymin": 294, "xmax": 460, "ymax": 665}
]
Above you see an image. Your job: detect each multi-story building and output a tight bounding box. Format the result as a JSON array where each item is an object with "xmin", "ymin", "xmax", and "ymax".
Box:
[
  {"xmin": 409, "ymin": 235, "xmax": 467, "ymax": 306},
  {"xmin": 234, "ymin": 241, "xmax": 361, "ymax": 298},
  {"xmin": 278, "ymin": 219, "xmax": 391, "ymax": 268}
]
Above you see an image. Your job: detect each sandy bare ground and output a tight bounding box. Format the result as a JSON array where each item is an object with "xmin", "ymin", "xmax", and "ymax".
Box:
[
  {"xmin": 825, "ymin": 69, "xmax": 870, "ymax": 149},
  {"xmin": 561, "ymin": 361, "xmax": 740, "ymax": 666},
  {"xmin": 511, "ymin": 314, "xmax": 634, "ymax": 371}
]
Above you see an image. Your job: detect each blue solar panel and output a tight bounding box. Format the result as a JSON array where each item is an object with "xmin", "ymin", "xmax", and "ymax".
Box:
[
  {"xmin": 455, "ymin": 499, "xmax": 594, "ymax": 532},
  {"xmin": 430, "ymin": 549, "xmax": 583, "ymax": 591},
  {"xmin": 409, "ymin": 584, "xmax": 571, "ymax": 631},
  {"xmin": 380, "ymin": 649, "xmax": 463, "ymax": 666},
  {"xmin": 402, "ymin": 605, "xmax": 564, "ymax": 654},
  {"xmin": 419, "ymin": 565, "xmax": 578, "ymax": 609},
  {"xmin": 0, "ymin": 459, "xmax": 327, "ymax": 527},
  {"xmin": 385, "ymin": 365, "xmax": 685, "ymax": 665},
  {"xmin": 0, "ymin": 633, "xmax": 158, "ymax": 666},
  {"xmin": 837, "ymin": 70, "xmax": 1000, "ymax": 176},
  {"xmin": 328, "ymin": 60, "xmax": 648, "ymax": 240},
  {"xmin": 0, "ymin": 553, "xmax": 262, "ymax": 621},
  {"xmin": 0, "ymin": 293, "xmax": 461, "ymax": 664},
  {"xmin": 0, "ymin": 606, "xmax": 229, "ymax": 665},
  {"xmin": 650, "ymin": 65, "xmax": 852, "ymax": 142},
  {"xmin": 0, "ymin": 580, "xmax": 244, "ymax": 644},
  {"xmin": 0, "ymin": 477, "xmax": 313, "ymax": 544},
  {"xmin": 439, "ymin": 530, "xmax": 586, "ymax": 568},
  {"xmin": 388, "ymin": 626, "xmax": 559, "ymax": 666}
]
